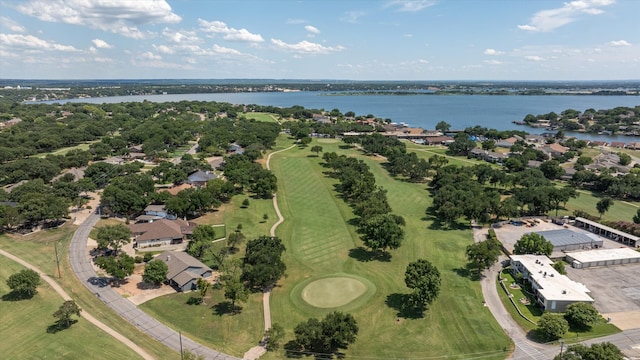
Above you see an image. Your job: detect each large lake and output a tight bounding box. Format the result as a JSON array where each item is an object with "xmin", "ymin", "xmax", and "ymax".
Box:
[{"xmin": 42, "ymin": 92, "xmax": 640, "ymax": 142}]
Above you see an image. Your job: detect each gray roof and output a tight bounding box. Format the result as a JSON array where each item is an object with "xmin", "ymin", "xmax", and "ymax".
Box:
[
  {"xmin": 188, "ymin": 170, "xmax": 217, "ymax": 182},
  {"xmin": 157, "ymin": 251, "xmax": 212, "ymax": 283},
  {"xmin": 534, "ymin": 229, "xmax": 602, "ymax": 247}
]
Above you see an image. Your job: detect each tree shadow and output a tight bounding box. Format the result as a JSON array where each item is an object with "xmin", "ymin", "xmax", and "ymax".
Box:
[
  {"xmin": 283, "ymin": 340, "xmax": 303, "ymax": 358},
  {"xmin": 47, "ymin": 319, "xmax": 77, "ymax": 334},
  {"xmin": 348, "ymin": 247, "xmax": 391, "ymax": 262},
  {"xmin": 385, "ymin": 293, "xmax": 424, "ymax": 319},
  {"xmin": 136, "ymin": 282, "xmax": 161, "ymax": 290},
  {"xmin": 2, "ymin": 291, "xmax": 35, "ymax": 301},
  {"xmin": 338, "ymin": 145, "xmax": 354, "ymax": 150},
  {"xmin": 452, "ymin": 265, "xmax": 482, "ymax": 281},
  {"xmin": 212, "ymin": 300, "xmax": 241, "ymax": 316},
  {"xmin": 186, "ymin": 296, "xmax": 202, "ymax": 305}
]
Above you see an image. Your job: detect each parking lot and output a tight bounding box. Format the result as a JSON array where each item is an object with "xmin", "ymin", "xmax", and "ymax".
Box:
[{"xmin": 565, "ymin": 263, "xmax": 640, "ymax": 313}]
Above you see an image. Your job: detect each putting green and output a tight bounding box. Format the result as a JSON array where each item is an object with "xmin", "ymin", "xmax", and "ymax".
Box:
[{"xmin": 301, "ymin": 277, "xmax": 367, "ymax": 308}]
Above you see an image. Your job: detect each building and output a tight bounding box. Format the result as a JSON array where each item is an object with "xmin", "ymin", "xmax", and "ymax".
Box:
[
  {"xmin": 573, "ymin": 217, "xmax": 639, "ymax": 247},
  {"xmin": 187, "ymin": 170, "xmax": 217, "ymax": 187},
  {"xmin": 566, "ymin": 248, "xmax": 640, "ymax": 269},
  {"xmin": 156, "ymin": 251, "xmax": 213, "ymax": 292},
  {"xmin": 535, "ymin": 229, "xmax": 603, "ymax": 254},
  {"xmin": 510, "ymin": 254, "xmax": 593, "ymax": 312},
  {"xmin": 135, "ymin": 204, "xmax": 175, "ymax": 222},
  {"xmin": 128, "ymin": 219, "xmax": 195, "ymax": 249}
]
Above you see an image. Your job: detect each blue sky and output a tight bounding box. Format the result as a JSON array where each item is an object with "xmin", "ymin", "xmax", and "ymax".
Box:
[{"xmin": 0, "ymin": 0, "xmax": 638, "ymax": 80}]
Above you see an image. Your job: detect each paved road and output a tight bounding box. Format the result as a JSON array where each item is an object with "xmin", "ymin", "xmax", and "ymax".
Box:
[
  {"xmin": 0, "ymin": 248, "xmax": 154, "ymax": 360},
  {"xmin": 69, "ymin": 212, "xmax": 240, "ymax": 360}
]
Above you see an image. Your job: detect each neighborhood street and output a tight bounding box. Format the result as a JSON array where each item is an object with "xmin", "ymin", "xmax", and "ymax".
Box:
[{"xmin": 69, "ymin": 212, "xmax": 239, "ymax": 360}]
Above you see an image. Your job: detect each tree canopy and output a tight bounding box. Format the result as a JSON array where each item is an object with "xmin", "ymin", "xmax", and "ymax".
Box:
[
  {"xmin": 6, "ymin": 268, "xmax": 41, "ymax": 297},
  {"xmin": 95, "ymin": 253, "xmax": 135, "ymax": 281},
  {"xmin": 513, "ymin": 233, "xmax": 553, "ymax": 256},
  {"xmin": 293, "ymin": 311, "xmax": 358, "ymax": 355},
  {"xmin": 564, "ymin": 302, "xmax": 600, "ymax": 329},
  {"xmin": 95, "ymin": 224, "xmax": 131, "ymax": 255},
  {"xmin": 241, "ymin": 236, "xmax": 286, "ymax": 290},
  {"xmin": 466, "ymin": 237, "xmax": 502, "ymax": 273},
  {"xmin": 404, "ymin": 259, "xmax": 441, "ymax": 310},
  {"xmin": 53, "ymin": 300, "xmax": 82, "ymax": 328},
  {"xmin": 553, "ymin": 342, "xmax": 624, "ymax": 360},
  {"xmin": 142, "ymin": 259, "xmax": 168, "ymax": 285},
  {"xmin": 537, "ymin": 313, "xmax": 568, "ymax": 341}
]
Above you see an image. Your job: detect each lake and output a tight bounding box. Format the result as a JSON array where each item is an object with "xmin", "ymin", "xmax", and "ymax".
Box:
[{"xmin": 41, "ymin": 92, "xmax": 640, "ymax": 142}]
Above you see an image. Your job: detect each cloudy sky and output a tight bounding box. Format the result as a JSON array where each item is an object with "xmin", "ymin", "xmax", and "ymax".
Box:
[{"xmin": 0, "ymin": 0, "xmax": 638, "ymax": 80}]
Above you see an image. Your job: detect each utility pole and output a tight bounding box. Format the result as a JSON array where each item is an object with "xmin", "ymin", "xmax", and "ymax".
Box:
[{"xmin": 179, "ymin": 331, "xmax": 183, "ymax": 360}]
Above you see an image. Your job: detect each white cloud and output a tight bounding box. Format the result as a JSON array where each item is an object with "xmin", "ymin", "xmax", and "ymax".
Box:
[
  {"xmin": 140, "ymin": 51, "xmax": 162, "ymax": 60},
  {"xmin": 518, "ymin": 0, "xmax": 614, "ymax": 32},
  {"xmin": 418, "ymin": 59, "xmax": 429, "ymax": 64},
  {"xmin": 93, "ymin": 57, "xmax": 113, "ymax": 63},
  {"xmin": 16, "ymin": 0, "xmax": 181, "ymax": 39},
  {"xmin": 212, "ymin": 44, "xmax": 242, "ymax": 55},
  {"xmin": 305, "ymin": 25, "xmax": 320, "ymax": 34},
  {"xmin": 92, "ymin": 39, "xmax": 113, "ymax": 49},
  {"xmin": 609, "ymin": 40, "xmax": 631, "ymax": 47},
  {"xmin": 484, "ymin": 59, "xmax": 503, "ymax": 65},
  {"xmin": 0, "ymin": 33, "xmax": 78, "ymax": 52},
  {"xmin": 341, "ymin": 11, "xmax": 366, "ymax": 23},
  {"xmin": 525, "ymin": 55, "xmax": 545, "ymax": 61},
  {"xmin": 483, "ymin": 48, "xmax": 503, "ymax": 55},
  {"xmin": 198, "ymin": 19, "xmax": 264, "ymax": 43},
  {"xmin": 162, "ymin": 28, "xmax": 200, "ymax": 44},
  {"xmin": 271, "ymin": 39, "xmax": 345, "ymax": 55},
  {"xmin": 1, "ymin": 17, "xmax": 26, "ymax": 33},
  {"xmin": 385, "ymin": 0, "xmax": 437, "ymax": 12},
  {"xmin": 153, "ymin": 44, "xmax": 175, "ymax": 54}
]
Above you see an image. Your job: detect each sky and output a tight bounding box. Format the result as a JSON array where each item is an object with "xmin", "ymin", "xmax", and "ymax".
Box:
[{"xmin": 0, "ymin": 0, "xmax": 639, "ymax": 81}]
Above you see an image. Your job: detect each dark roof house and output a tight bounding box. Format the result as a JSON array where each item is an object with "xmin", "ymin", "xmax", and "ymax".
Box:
[
  {"xmin": 187, "ymin": 170, "xmax": 217, "ymax": 187},
  {"xmin": 156, "ymin": 251, "xmax": 213, "ymax": 292},
  {"xmin": 129, "ymin": 219, "xmax": 195, "ymax": 249}
]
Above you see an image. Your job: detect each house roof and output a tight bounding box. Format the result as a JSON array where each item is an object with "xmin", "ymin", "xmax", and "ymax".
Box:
[
  {"xmin": 544, "ymin": 143, "xmax": 569, "ymax": 154},
  {"xmin": 145, "ymin": 204, "xmax": 167, "ymax": 213},
  {"xmin": 128, "ymin": 219, "xmax": 192, "ymax": 242},
  {"xmin": 156, "ymin": 251, "xmax": 212, "ymax": 285},
  {"xmin": 188, "ymin": 170, "xmax": 217, "ymax": 182},
  {"xmin": 157, "ymin": 183, "xmax": 194, "ymax": 196}
]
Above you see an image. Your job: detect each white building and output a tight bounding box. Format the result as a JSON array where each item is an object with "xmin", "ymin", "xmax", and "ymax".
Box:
[
  {"xmin": 510, "ymin": 254, "xmax": 593, "ymax": 312},
  {"xmin": 566, "ymin": 248, "xmax": 640, "ymax": 269}
]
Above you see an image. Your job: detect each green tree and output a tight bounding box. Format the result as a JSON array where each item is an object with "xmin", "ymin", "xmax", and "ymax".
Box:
[
  {"xmin": 242, "ymin": 198, "xmax": 250, "ymax": 208},
  {"xmin": 197, "ymin": 277, "xmax": 211, "ymax": 305},
  {"xmin": 182, "ymin": 350, "xmax": 205, "ymax": 360},
  {"xmin": 142, "ymin": 260, "xmax": 168, "ymax": 286},
  {"xmin": 596, "ymin": 197, "xmax": 614, "ymax": 219},
  {"xmin": 564, "ymin": 302, "xmax": 600, "ymax": 329},
  {"xmin": 310, "ymin": 145, "xmax": 323, "ymax": 156},
  {"xmin": 226, "ymin": 230, "xmax": 245, "ymax": 251},
  {"xmin": 94, "ymin": 253, "xmax": 135, "ymax": 282},
  {"xmin": 223, "ymin": 276, "xmax": 249, "ymax": 311},
  {"xmin": 633, "ymin": 208, "xmax": 640, "ymax": 224},
  {"xmin": 242, "ymin": 236, "xmax": 286, "ymax": 290},
  {"xmin": 618, "ymin": 152, "xmax": 631, "ymax": 166},
  {"xmin": 293, "ymin": 311, "xmax": 358, "ymax": 354},
  {"xmin": 95, "ymin": 224, "xmax": 131, "ymax": 255},
  {"xmin": 265, "ymin": 323, "xmax": 285, "ymax": 351},
  {"xmin": 53, "ymin": 300, "xmax": 82, "ymax": 328},
  {"xmin": 447, "ymin": 132, "xmax": 476, "ymax": 156},
  {"xmin": 540, "ymin": 160, "xmax": 565, "ymax": 180},
  {"xmin": 405, "ymin": 259, "xmax": 441, "ymax": 310},
  {"xmin": 187, "ymin": 225, "xmax": 216, "ymax": 258},
  {"xmin": 359, "ymin": 213, "xmax": 404, "ymax": 253},
  {"xmin": 435, "ymin": 121, "xmax": 451, "ymax": 132},
  {"xmin": 553, "ymin": 261, "xmax": 567, "ymax": 275},
  {"xmin": 537, "ymin": 313, "xmax": 569, "ymax": 341},
  {"xmin": 6, "ymin": 269, "xmax": 41, "ymax": 297},
  {"xmin": 514, "ymin": 233, "xmax": 553, "ymax": 256},
  {"xmin": 466, "ymin": 238, "xmax": 502, "ymax": 273},
  {"xmin": 553, "ymin": 342, "xmax": 624, "ymax": 360}
]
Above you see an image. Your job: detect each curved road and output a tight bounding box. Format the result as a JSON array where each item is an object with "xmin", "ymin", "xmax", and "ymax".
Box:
[{"xmin": 69, "ymin": 212, "xmax": 240, "ymax": 360}]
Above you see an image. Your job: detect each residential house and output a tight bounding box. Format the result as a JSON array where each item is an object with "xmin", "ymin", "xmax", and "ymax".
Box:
[
  {"xmin": 156, "ymin": 251, "xmax": 214, "ymax": 292},
  {"xmin": 228, "ymin": 143, "xmax": 245, "ymax": 155},
  {"xmin": 542, "ymin": 143, "xmax": 569, "ymax": 157},
  {"xmin": 187, "ymin": 170, "xmax": 217, "ymax": 187},
  {"xmin": 128, "ymin": 219, "xmax": 195, "ymax": 249},
  {"xmin": 627, "ymin": 142, "xmax": 640, "ymax": 150},
  {"xmin": 589, "ymin": 141, "xmax": 608, "ymax": 147},
  {"xmin": 135, "ymin": 204, "xmax": 175, "ymax": 222},
  {"xmin": 424, "ymin": 136, "xmax": 454, "ymax": 145},
  {"xmin": 525, "ymin": 134, "xmax": 545, "ymax": 144},
  {"xmin": 157, "ymin": 183, "xmax": 194, "ymax": 196},
  {"xmin": 610, "ymin": 142, "xmax": 626, "ymax": 149},
  {"xmin": 496, "ymin": 137, "xmax": 519, "ymax": 148},
  {"xmin": 510, "ymin": 254, "xmax": 593, "ymax": 312}
]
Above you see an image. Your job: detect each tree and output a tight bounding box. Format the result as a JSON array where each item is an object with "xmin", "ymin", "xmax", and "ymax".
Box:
[
  {"xmin": 447, "ymin": 132, "xmax": 476, "ymax": 156},
  {"xmin": 226, "ymin": 230, "xmax": 245, "ymax": 251},
  {"xmin": 466, "ymin": 238, "xmax": 502, "ymax": 273},
  {"xmin": 242, "ymin": 198, "xmax": 250, "ymax": 208},
  {"xmin": 223, "ymin": 276, "xmax": 249, "ymax": 310},
  {"xmin": 187, "ymin": 225, "xmax": 216, "ymax": 259},
  {"xmin": 634, "ymin": 208, "xmax": 640, "ymax": 224},
  {"xmin": 564, "ymin": 302, "xmax": 600, "ymax": 329},
  {"xmin": 265, "ymin": 323, "xmax": 285, "ymax": 351},
  {"xmin": 618, "ymin": 152, "xmax": 631, "ymax": 166},
  {"xmin": 262, "ymin": 213, "xmax": 269, "ymax": 222},
  {"xmin": 537, "ymin": 313, "xmax": 569, "ymax": 341},
  {"xmin": 540, "ymin": 160, "xmax": 565, "ymax": 180},
  {"xmin": 435, "ymin": 121, "xmax": 451, "ymax": 132},
  {"xmin": 596, "ymin": 197, "xmax": 614, "ymax": 219},
  {"xmin": 242, "ymin": 236, "xmax": 286, "ymax": 290},
  {"xmin": 6, "ymin": 269, "xmax": 41, "ymax": 297},
  {"xmin": 514, "ymin": 233, "xmax": 553, "ymax": 256},
  {"xmin": 94, "ymin": 253, "xmax": 135, "ymax": 282},
  {"xmin": 310, "ymin": 145, "xmax": 323, "ymax": 156},
  {"xmin": 359, "ymin": 213, "xmax": 404, "ymax": 253},
  {"xmin": 553, "ymin": 342, "xmax": 624, "ymax": 360},
  {"xmin": 142, "ymin": 260, "xmax": 168, "ymax": 286},
  {"xmin": 182, "ymin": 350, "xmax": 205, "ymax": 360},
  {"xmin": 53, "ymin": 300, "xmax": 82, "ymax": 328},
  {"xmin": 95, "ymin": 224, "xmax": 131, "ymax": 256},
  {"xmin": 293, "ymin": 311, "xmax": 358, "ymax": 354},
  {"xmin": 404, "ymin": 259, "xmax": 441, "ymax": 310},
  {"xmin": 197, "ymin": 277, "xmax": 211, "ymax": 305},
  {"xmin": 553, "ymin": 261, "xmax": 567, "ymax": 275}
]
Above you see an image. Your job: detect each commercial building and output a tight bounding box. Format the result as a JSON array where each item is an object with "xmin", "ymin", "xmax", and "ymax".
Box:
[
  {"xmin": 573, "ymin": 217, "xmax": 639, "ymax": 248},
  {"xmin": 510, "ymin": 254, "xmax": 593, "ymax": 312},
  {"xmin": 535, "ymin": 229, "xmax": 603, "ymax": 253},
  {"xmin": 566, "ymin": 248, "xmax": 640, "ymax": 269}
]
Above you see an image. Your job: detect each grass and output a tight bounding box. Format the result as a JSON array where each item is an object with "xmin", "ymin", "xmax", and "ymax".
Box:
[
  {"xmin": 0, "ymin": 224, "xmax": 180, "ymax": 360},
  {"xmin": 239, "ymin": 112, "xmax": 281, "ymax": 124},
  {"xmin": 264, "ymin": 138, "xmax": 512, "ymax": 359},
  {"xmin": 32, "ymin": 141, "xmax": 96, "ymax": 158},
  {"xmin": 0, "ymin": 252, "xmax": 142, "ymax": 359},
  {"xmin": 497, "ymin": 270, "xmax": 620, "ymax": 344},
  {"xmin": 554, "ymin": 186, "xmax": 639, "ymax": 222}
]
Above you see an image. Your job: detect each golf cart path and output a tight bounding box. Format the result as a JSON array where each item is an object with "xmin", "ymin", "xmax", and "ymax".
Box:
[
  {"xmin": 244, "ymin": 144, "xmax": 296, "ymax": 360},
  {"xmin": 0, "ymin": 249, "xmax": 154, "ymax": 360}
]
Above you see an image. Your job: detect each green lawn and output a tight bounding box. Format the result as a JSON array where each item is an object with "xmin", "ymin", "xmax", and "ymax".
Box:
[
  {"xmin": 0, "ymin": 255, "xmax": 142, "ymax": 359},
  {"xmin": 555, "ymin": 187, "xmax": 639, "ymax": 222},
  {"xmin": 265, "ymin": 138, "xmax": 512, "ymax": 359},
  {"xmin": 0, "ymin": 225, "xmax": 180, "ymax": 360},
  {"xmin": 239, "ymin": 112, "xmax": 281, "ymax": 123},
  {"xmin": 33, "ymin": 141, "xmax": 96, "ymax": 158}
]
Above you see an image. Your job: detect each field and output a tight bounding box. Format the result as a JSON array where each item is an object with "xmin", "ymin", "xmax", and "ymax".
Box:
[
  {"xmin": 266, "ymin": 138, "xmax": 511, "ymax": 359},
  {"xmin": 239, "ymin": 112, "xmax": 282, "ymax": 124},
  {"xmin": 0, "ymin": 253, "xmax": 142, "ymax": 359},
  {"xmin": 0, "ymin": 225, "xmax": 180, "ymax": 360}
]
